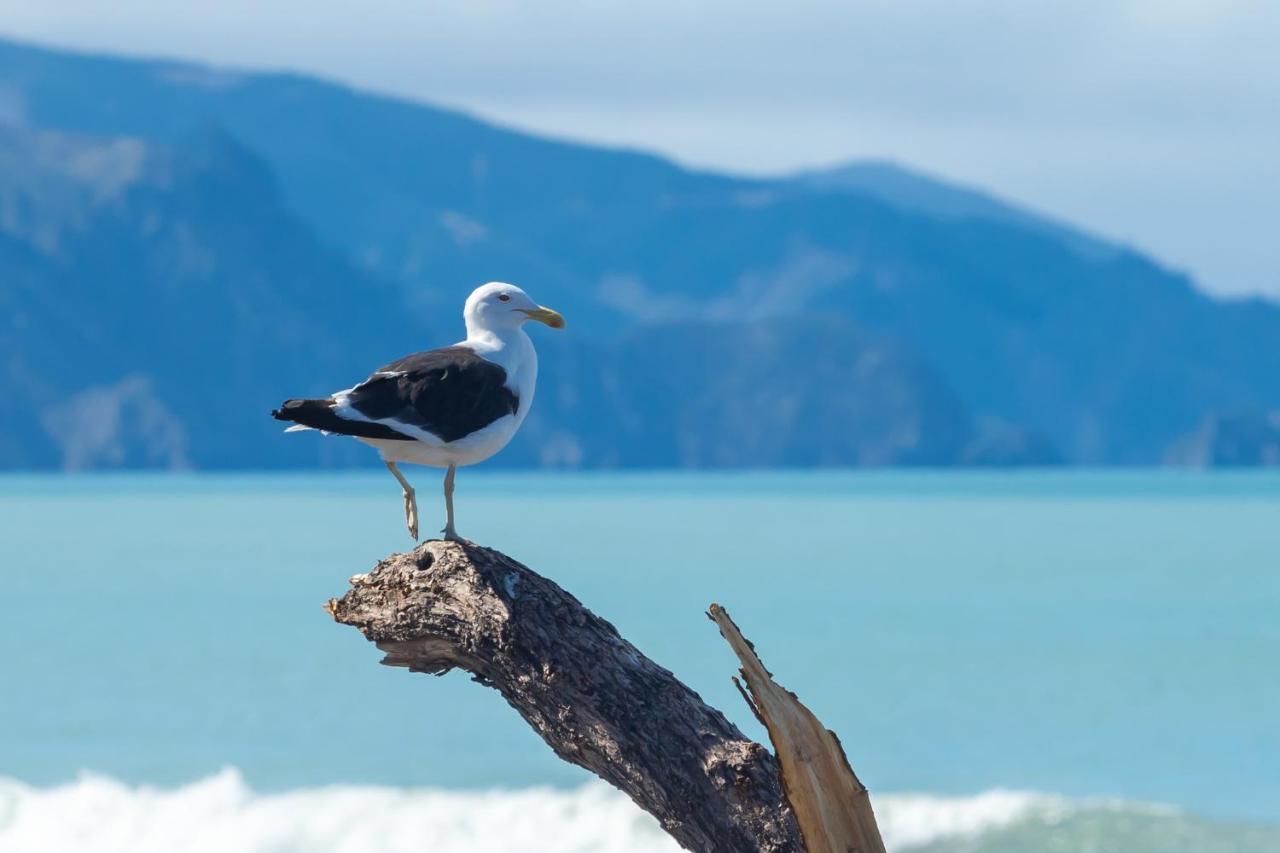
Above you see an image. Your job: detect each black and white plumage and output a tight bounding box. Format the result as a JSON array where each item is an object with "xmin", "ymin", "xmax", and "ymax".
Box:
[
  {"xmin": 272, "ymin": 282, "xmax": 565, "ymax": 541},
  {"xmin": 275, "ymin": 348, "xmax": 520, "ymax": 444}
]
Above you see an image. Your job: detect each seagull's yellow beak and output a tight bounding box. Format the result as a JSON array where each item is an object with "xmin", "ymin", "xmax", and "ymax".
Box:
[{"xmin": 521, "ymin": 306, "xmax": 566, "ymax": 329}]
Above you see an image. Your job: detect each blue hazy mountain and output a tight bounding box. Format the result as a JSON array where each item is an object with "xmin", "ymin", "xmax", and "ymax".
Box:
[
  {"xmin": 792, "ymin": 160, "xmax": 1118, "ymax": 261},
  {"xmin": 0, "ymin": 120, "xmax": 999, "ymax": 470},
  {"xmin": 0, "ymin": 124, "xmax": 430, "ymax": 469},
  {"xmin": 1, "ymin": 36, "xmax": 1276, "ymax": 468}
]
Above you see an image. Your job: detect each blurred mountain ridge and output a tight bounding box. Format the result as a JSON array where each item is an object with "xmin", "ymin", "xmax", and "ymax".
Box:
[{"xmin": 1, "ymin": 36, "xmax": 1276, "ymax": 469}]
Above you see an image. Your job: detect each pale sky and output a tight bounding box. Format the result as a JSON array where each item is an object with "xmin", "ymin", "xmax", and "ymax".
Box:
[{"xmin": 1, "ymin": 1, "xmax": 1276, "ymax": 298}]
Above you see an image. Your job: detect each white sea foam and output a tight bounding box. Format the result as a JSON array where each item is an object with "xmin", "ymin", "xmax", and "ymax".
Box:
[
  {"xmin": 875, "ymin": 789, "xmax": 1054, "ymax": 848},
  {"xmin": 0, "ymin": 770, "xmax": 673, "ymax": 853},
  {"xmin": 0, "ymin": 770, "xmax": 1271, "ymax": 853}
]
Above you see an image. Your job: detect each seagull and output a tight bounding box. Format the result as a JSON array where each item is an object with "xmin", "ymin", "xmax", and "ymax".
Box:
[{"xmin": 271, "ymin": 282, "xmax": 564, "ymax": 541}]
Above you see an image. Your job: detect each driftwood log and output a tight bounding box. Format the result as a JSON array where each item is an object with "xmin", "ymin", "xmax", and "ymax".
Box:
[{"xmin": 327, "ymin": 540, "xmax": 882, "ymax": 852}]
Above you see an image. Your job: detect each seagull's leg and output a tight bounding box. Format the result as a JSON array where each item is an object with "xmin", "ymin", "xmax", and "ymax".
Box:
[
  {"xmin": 385, "ymin": 460, "xmax": 418, "ymax": 540},
  {"xmin": 442, "ymin": 463, "xmax": 459, "ymax": 541}
]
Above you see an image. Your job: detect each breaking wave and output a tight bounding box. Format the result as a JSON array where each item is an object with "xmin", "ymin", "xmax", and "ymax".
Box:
[{"xmin": 1, "ymin": 769, "xmax": 1275, "ymax": 852}]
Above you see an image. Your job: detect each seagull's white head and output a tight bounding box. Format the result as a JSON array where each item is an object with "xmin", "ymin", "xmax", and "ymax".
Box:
[{"xmin": 463, "ymin": 281, "xmax": 565, "ymax": 336}]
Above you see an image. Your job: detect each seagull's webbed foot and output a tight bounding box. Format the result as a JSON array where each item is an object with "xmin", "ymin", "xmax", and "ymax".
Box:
[{"xmin": 441, "ymin": 525, "xmax": 461, "ymax": 542}]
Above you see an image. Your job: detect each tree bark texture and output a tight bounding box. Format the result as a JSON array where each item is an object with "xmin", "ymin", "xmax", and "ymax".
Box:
[{"xmin": 326, "ymin": 540, "xmax": 804, "ymax": 853}]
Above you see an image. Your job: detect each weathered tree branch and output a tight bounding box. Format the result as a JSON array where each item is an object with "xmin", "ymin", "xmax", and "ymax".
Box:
[
  {"xmin": 710, "ymin": 605, "xmax": 887, "ymax": 853},
  {"xmin": 327, "ymin": 540, "xmax": 804, "ymax": 852}
]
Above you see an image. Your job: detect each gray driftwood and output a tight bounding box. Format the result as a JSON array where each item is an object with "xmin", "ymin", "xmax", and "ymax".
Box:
[{"xmin": 327, "ymin": 540, "xmax": 803, "ymax": 852}]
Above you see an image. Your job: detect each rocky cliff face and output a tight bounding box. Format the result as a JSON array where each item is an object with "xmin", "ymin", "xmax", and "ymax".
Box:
[
  {"xmin": 0, "ymin": 125, "xmax": 424, "ymax": 469},
  {"xmin": 1166, "ymin": 411, "xmax": 1280, "ymax": 467}
]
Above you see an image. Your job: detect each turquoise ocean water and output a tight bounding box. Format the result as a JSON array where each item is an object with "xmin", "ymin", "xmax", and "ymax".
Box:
[{"xmin": 1, "ymin": 471, "xmax": 1278, "ymax": 851}]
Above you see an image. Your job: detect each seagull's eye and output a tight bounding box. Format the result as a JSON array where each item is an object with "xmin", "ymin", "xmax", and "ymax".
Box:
[{"xmin": 497, "ymin": 294, "xmax": 511, "ymax": 302}]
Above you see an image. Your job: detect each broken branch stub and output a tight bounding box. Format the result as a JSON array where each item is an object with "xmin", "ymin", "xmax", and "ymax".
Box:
[{"xmin": 709, "ymin": 603, "xmax": 887, "ymax": 853}]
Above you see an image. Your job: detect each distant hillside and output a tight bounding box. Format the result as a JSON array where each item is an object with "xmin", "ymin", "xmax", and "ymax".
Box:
[
  {"xmin": 0, "ymin": 123, "xmax": 426, "ymax": 469},
  {"xmin": 0, "ymin": 124, "xmax": 1011, "ymax": 470},
  {"xmin": 2, "ymin": 36, "xmax": 1278, "ymax": 468},
  {"xmin": 792, "ymin": 160, "xmax": 1117, "ymax": 261}
]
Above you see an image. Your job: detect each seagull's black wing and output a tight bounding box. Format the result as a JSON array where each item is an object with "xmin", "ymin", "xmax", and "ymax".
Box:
[
  {"xmin": 273, "ymin": 346, "xmax": 520, "ymax": 443},
  {"xmin": 351, "ymin": 347, "xmax": 520, "ymax": 442}
]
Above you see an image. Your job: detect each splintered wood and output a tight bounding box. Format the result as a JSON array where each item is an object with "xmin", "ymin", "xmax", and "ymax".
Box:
[{"xmin": 709, "ymin": 603, "xmax": 887, "ymax": 853}]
